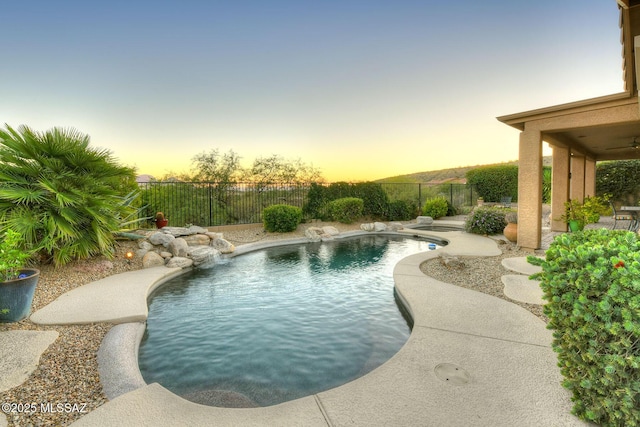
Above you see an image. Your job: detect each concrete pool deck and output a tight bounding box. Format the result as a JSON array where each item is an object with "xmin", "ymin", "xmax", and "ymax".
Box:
[{"xmin": 27, "ymin": 227, "xmax": 587, "ymax": 426}]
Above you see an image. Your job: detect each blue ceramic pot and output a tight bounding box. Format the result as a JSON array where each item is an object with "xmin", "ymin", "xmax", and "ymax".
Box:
[{"xmin": 0, "ymin": 268, "xmax": 40, "ymax": 323}]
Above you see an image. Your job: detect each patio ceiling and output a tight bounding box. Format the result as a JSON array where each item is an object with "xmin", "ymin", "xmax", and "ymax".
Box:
[
  {"xmin": 497, "ymin": 92, "xmax": 640, "ymax": 162},
  {"xmin": 547, "ymin": 122, "xmax": 640, "ymax": 161}
]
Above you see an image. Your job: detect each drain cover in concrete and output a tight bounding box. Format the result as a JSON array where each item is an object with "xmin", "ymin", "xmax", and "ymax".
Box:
[
  {"xmin": 502, "ymin": 275, "xmax": 545, "ymax": 305},
  {"xmin": 434, "ymin": 363, "xmax": 470, "ymax": 385}
]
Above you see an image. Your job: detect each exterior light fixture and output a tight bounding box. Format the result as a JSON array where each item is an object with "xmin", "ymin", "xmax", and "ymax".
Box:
[{"xmin": 125, "ymin": 251, "xmax": 134, "ymax": 264}]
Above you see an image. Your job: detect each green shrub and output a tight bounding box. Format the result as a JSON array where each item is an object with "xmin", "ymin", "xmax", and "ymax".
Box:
[
  {"xmin": 0, "ymin": 125, "xmax": 138, "ymax": 266},
  {"xmin": 422, "ymin": 197, "xmax": 449, "ymax": 219},
  {"xmin": 327, "ymin": 197, "xmax": 363, "ymax": 224},
  {"xmin": 445, "ymin": 199, "xmax": 457, "ymax": 217},
  {"xmin": 386, "ymin": 200, "xmax": 415, "ymax": 221},
  {"xmin": 542, "ymin": 166, "xmax": 552, "ymax": 203},
  {"xmin": 528, "ymin": 229, "xmax": 640, "ymax": 426},
  {"xmin": 302, "ymin": 183, "xmax": 327, "ymax": 220},
  {"xmin": 304, "ymin": 182, "xmax": 388, "ymax": 220},
  {"xmin": 351, "ymin": 182, "xmax": 389, "ymax": 218},
  {"xmin": 596, "ymin": 160, "xmax": 640, "ymax": 203},
  {"xmin": 262, "ymin": 204, "xmax": 302, "ymax": 232},
  {"xmin": 466, "ymin": 165, "xmax": 518, "ymax": 202},
  {"xmin": 464, "ymin": 207, "xmax": 507, "ymax": 235}
]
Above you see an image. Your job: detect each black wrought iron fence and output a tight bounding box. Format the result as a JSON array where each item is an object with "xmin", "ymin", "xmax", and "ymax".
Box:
[
  {"xmin": 379, "ymin": 182, "xmax": 477, "ymax": 211},
  {"xmin": 137, "ymin": 181, "xmax": 477, "ymax": 228}
]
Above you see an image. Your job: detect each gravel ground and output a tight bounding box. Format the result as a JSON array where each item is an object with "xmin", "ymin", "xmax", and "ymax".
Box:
[
  {"xmin": 0, "ymin": 220, "xmax": 547, "ymax": 426},
  {"xmin": 420, "ymin": 240, "xmax": 547, "ymax": 322}
]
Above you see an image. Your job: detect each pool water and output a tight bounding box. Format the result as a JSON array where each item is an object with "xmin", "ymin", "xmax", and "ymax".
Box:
[{"xmin": 138, "ymin": 235, "xmax": 443, "ymax": 407}]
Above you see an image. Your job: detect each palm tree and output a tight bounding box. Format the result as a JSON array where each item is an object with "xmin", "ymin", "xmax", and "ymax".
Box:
[{"xmin": 0, "ymin": 124, "xmax": 137, "ymax": 265}]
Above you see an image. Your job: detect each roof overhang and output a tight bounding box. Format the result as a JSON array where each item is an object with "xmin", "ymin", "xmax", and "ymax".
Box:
[{"xmin": 497, "ymin": 91, "xmax": 640, "ymax": 160}]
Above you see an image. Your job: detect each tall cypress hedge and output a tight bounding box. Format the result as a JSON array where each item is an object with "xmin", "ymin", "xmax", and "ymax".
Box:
[{"xmin": 466, "ymin": 165, "xmax": 518, "ymax": 202}]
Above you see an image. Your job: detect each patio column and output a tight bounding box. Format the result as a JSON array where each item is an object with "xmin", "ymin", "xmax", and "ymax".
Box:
[
  {"xmin": 585, "ymin": 158, "xmax": 596, "ymax": 197},
  {"xmin": 570, "ymin": 154, "xmax": 586, "ymax": 201},
  {"xmin": 551, "ymin": 146, "xmax": 570, "ymax": 232},
  {"xmin": 517, "ymin": 128, "xmax": 542, "ymax": 249}
]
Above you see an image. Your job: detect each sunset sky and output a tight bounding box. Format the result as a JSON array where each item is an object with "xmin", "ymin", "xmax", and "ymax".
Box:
[{"xmin": 1, "ymin": 1, "xmax": 624, "ymax": 182}]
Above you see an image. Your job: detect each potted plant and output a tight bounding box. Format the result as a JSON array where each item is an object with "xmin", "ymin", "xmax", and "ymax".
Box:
[
  {"xmin": 0, "ymin": 229, "xmax": 39, "ymax": 323},
  {"xmin": 559, "ymin": 199, "xmax": 597, "ymax": 232},
  {"xmin": 503, "ymin": 211, "xmax": 518, "ymax": 242},
  {"xmin": 155, "ymin": 212, "xmax": 169, "ymax": 229}
]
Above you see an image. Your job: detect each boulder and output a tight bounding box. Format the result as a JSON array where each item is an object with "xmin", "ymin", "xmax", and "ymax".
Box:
[
  {"xmin": 188, "ymin": 246, "xmax": 220, "ymax": 266},
  {"xmin": 205, "ymin": 232, "xmax": 224, "ymax": 241},
  {"xmin": 374, "ymin": 222, "xmax": 387, "ymax": 232},
  {"xmin": 166, "ymin": 257, "xmax": 194, "ymax": 268},
  {"xmin": 360, "ymin": 223, "xmax": 375, "ymax": 232},
  {"xmin": 135, "ymin": 249, "xmax": 149, "ymax": 258},
  {"xmin": 138, "ymin": 240, "xmax": 154, "ymax": 251},
  {"xmin": 417, "ymin": 216, "xmax": 434, "ymax": 225},
  {"xmin": 160, "ymin": 251, "xmax": 173, "ymax": 259},
  {"xmin": 305, "ymin": 227, "xmax": 323, "ymax": 241},
  {"xmin": 211, "ymin": 238, "xmax": 235, "ymax": 254},
  {"xmin": 168, "ymin": 238, "xmax": 189, "ymax": 257},
  {"xmin": 187, "ymin": 225, "xmax": 209, "ymax": 235},
  {"xmin": 387, "ymin": 222, "xmax": 403, "ymax": 231},
  {"xmin": 439, "ymin": 253, "xmax": 465, "ymax": 269},
  {"xmin": 142, "ymin": 251, "xmax": 165, "ymax": 268},
  {"xmin": 322, "ymin": 226, "xmax": 340, "ymax": 236},
  {"xmin": 148, "ymin": 232, "xmax": 175, "ymax": 247},
  {"xmin": 184, "ymin": 234, "xmax": 211, "ymax": 246},
  {"xmin": 161, "ymin": 227, "xmax": 194, "ymax": 237}
]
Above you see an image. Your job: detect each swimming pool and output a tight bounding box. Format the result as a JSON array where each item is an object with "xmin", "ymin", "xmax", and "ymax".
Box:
[{"xmin": 138, "ymin": 234, "xmax": 445, "ymax": 407}]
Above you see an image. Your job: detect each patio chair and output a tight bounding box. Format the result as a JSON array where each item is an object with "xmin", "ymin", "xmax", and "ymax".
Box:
[{"xmin": 610, "ymin": 202, "xmax": 636, "ymax": 230}]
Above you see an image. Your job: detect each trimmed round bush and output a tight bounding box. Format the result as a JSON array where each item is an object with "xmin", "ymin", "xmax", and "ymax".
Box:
[
  {"xmin": 262, "ymin": 204, "xmax": 302, "ymax": 232},
  {"xmin": 327, "ymin": 197, "xmax": 364, "ymax": 224},
  {"xmin": 422, "ymin": 197, "xmax": 448, "ymax": 219},
  {"xmin": 528, "ymin": 229, "xmax": 640, "ymax": 426},
  {"xmin": 464, "ymin": 207, "xmax": 507, "ymax": 235}
]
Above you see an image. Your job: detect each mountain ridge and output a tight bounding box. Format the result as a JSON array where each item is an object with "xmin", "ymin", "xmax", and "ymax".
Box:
[{"xmin": 375, "ymin": 156, "xmax": 552, "ymax": 184}]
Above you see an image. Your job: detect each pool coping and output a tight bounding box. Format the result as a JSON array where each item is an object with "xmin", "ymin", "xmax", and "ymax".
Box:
[{"xmin": 73, "ymin": 228, "xmax": 588, "ymax": 426}]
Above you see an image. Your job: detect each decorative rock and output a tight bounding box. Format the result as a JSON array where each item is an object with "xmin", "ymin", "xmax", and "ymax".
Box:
[
  {"xmin": 166, "ymin": 257, "xmax": 194, "ymax": 268},
  {"xmin": 211, "ymin": 238, "xmax": 235, "ymax": 254},
  {"xmin": 388, "ymin": 222, "xmax": 403, "ymax": 231},
  {"xmin": 148, "ymin": 232, "xmax": 175, "ymax": 247},
  {"xmin": 188, "ymin": 246, "xmax": 220, "ymax": 266},
  {"xmin": 138, "ymin": 240, "xmax": 154, "ymax": 251},
  {"xmin": 160, "ymin": 251, "xmax": 173, "ymax": 259},
  {"xmin": 360, "ymin": 223, "xmax": 375, "ymax": 232},
  {"xmin": 374, "ymin": 222, "xmax": 387, "ymax": 232},
  {"xmin": 161, "ymin": 226, "xmax": 194, "ymax": 237},
  {"xmin": 184, "ymin": 234, "xmax": 211, "ymax": 246},
  {"xmin": 142, "ymin": 251, "xmax": 165, "ymax": 268},
  {"xmin": 305, "ymin": 227, "xmax": 323, "ymax": 241},
  {"xmin": 187, "ymin": 225, "xmax": 209, "ymax": 235},
  {"xmin": 135, "ymin": 249, "xmax": 149, "ymax": 258},
  {"xmin": 439, "ymin": 253, "xmax": 465, "ymax": 269},
  {"xmin": 417, "ymin": 216, "xmax": 434, "ymax": 225},
  {"xmin": 322, "ymin": 226, "xmax": 340, "ymax": 236},
  {"xmin": 205, "ymin": 232, "xmax": 224, "ymax": 241},
  {"xmin": 168, "ymin": 238, "xmax": 189, "ymax": 257}
]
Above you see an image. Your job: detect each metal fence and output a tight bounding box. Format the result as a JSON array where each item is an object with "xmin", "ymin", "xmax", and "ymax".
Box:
[{"xmin": 137, "ymin": 181, "xmax": 477, "ymax": 228}]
